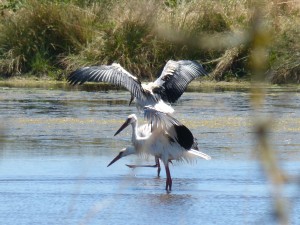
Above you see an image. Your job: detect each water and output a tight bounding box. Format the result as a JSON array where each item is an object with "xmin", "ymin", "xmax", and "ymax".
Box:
[{"xmin": 0, "ymin": 85, "xmax": 300, "ymax": 225}]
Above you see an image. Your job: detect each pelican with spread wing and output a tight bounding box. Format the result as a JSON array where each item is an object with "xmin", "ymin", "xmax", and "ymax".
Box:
[{"xmin": 68, "ymin": 60, "xmax": 207, "ymax": 114}]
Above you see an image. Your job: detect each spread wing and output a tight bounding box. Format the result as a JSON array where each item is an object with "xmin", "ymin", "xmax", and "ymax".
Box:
[
  {"xmin": 143, "ymin": 106, "xmax": 194, "ymax": 150},
  {"xmin": 67, "ymin": 63, "xmax": 145, "ymax": 100},
  {"xmin": 153, "ymin": 60, "xmax": 207, "ymax": 103}
]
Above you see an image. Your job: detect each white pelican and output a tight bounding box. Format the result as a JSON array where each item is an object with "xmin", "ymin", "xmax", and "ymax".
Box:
[
  {"xmin": 67, "ymin": 60, "xmax": 207, "ymax": 114},
  {"xmin": 125, "ymin": 123, "xmax": 163, "ymax": 177},
  {"xmin": 125, "ymin": 126, "xmax": 201, "ymax": 177},
  {"xmin": 107, "ymin": 106, "xmax": 211, "ymax": 191}
]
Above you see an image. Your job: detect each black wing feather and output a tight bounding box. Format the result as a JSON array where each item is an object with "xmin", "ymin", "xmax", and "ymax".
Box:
[
  {"xmin": 67, "ymin": 64, "xmax": 145, "ymax": 100},
  {"xmin": 174, "ymin": 125, "xmax": 194, "ymax": 150},
  {"xmin": 144, "ymin": 106, "xmax": 194, "ymax": 150},
  {"xmin": 153, "ymin": 60, "xmax": 207, "ymax": 103}
]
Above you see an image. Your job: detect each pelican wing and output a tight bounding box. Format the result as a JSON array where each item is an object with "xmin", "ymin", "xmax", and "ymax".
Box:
[
  {"xmin": 144, "ymin": 106, "xmax": 179, "ymax": 130},
  {"xmin": 153, "ymin": 60, "xmax": 207, "ymax": 103},
  {"xmin": 68, "ymin": 63, "xmax": 145, "ymax": 100},
  {"xmin": 138, "ymin": 124, "xmax": 151, "ymax": 137},
  {"xmin": 144, "ymin": 106, "xmax": 194, "ymax": 150}
]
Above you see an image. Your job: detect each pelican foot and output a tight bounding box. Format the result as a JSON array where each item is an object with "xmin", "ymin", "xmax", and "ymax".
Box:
[
  {"xmin": 126, "ymin": 164, "xmax": 161, "ymax": 177},
  {"xmin": 165, "ymin": 177, "xmax": 172, "ymax": 192}
]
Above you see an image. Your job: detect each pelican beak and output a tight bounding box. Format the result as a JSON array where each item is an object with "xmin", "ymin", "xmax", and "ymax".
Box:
[
  {"xmin": 114, "ymin": 118, "xmax": 130, "ymax": 136},
  {"xmin": 107, "ymin": 152, "xmax": 123, "ymax": 167},
  {"xmin": 129, "ymin": 95, "xmax": 135, "ymax": 106}
]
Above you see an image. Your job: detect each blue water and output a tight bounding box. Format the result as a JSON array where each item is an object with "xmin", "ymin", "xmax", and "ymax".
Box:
[{"xmin": 0, "ymin": 85, "xmax": 300, "ymax": 225}]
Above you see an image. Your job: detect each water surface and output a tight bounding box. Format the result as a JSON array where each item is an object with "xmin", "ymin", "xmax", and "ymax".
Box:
[{"xmin": 0, "ymin": 85, "xmax": 300, "ymax": 225}]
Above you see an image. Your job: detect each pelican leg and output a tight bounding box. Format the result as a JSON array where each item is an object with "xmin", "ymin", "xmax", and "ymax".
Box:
[
  {"xmin": 156, "ymin": 156, "xmax": 161, "ymax": 177},
  {"xmin": 165, "ymin": 163, "xmax": 172, "ymax": 192},
  {"xmin": 126, "ymin": 156, "xmax": 161, "ymax": 177},
  {"xmin": 128, "ymin": 94, "xmax": 135, "ymax": 106},
  {"xmin": 126, "ymin": 164, "xmax": 158, "ymax": 168}
]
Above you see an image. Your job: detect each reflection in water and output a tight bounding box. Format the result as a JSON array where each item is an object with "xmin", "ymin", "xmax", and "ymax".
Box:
[
  {"xmin": 0, "ymin": 85, "xmax": 300, "ymax": 225},
  {"xmin": 152, "ymin": 193, "xmax": 193, "ymax": 205},
  {"xmin": 0, "ymin": 124, "xmax": 6, "ymax": 156}
]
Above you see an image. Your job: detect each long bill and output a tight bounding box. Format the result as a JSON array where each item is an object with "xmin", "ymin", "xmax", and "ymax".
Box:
[
  {"xmin": 107, "ymin": 152, "xmax": 123, "ymax": 167},
  {"xmin": 114, "ymin": 119, "xmax": 130, "ymax": 136},
  {"xmin": 129, "ymin": 94, "xmax": 135, "ymax": 106}
]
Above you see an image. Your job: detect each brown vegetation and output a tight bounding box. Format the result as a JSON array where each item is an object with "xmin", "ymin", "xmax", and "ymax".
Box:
[{"xmin": 0, "ymin": 0, "xmax": 299, "ymax": 83}]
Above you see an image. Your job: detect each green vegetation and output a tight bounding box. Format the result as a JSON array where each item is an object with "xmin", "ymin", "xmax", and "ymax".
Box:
[{"xmin": 0, "ymin": 0, "xmax": 299, "ymax": 83}]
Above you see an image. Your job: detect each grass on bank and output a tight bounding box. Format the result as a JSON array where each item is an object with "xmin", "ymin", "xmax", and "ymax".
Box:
[
  {"xmin": 0, "ymin": 0, "xmax": 299, "ymax": 83},
  {"xmin": 2, "ymin": 76, "xmax": 298, "ymax": 93}
]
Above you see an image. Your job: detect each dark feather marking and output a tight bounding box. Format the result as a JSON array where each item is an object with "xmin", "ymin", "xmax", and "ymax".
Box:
[
  {"xmin": 67, "ymin": 65, "xmax": 145, "ymax": 101},
  {"xmin": 158, "ymin": 60, "xmax": 208, "ymax": 103},
  {"xmin": 174, "ymin": 125, "xmax": 194, "ymax": 150},
  {"xmin": 164, "ymin": 133, "xmax": 176, "ymax": 143},
  {"xmin": 192, "ymin": 138, "xmax": 199, "ymax": 150}
]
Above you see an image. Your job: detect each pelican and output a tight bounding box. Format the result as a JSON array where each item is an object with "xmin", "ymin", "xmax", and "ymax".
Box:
[
  {"xmin": 126, "ymin": 123, "xmax": 163, "ymax": 177},
  {"xmin": 107, "ymin": 106, "xmax": 211, "ymax": 191},
  {"xmin": 125, "ymin": 126, "xmax": 200, "ymax": 177},
  {"xmin": 67, "ymin": 60, "xmax": 207, "ymax": 114}
]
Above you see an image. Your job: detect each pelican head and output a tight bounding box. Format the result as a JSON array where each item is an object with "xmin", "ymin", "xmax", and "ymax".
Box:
[
  {"xmin": 107, "ymin": 147, "xmax": 136, "ymax": 167},
  {"xmin": 114, "ymin": 114, "xmax": 137, "ymax": 136}
]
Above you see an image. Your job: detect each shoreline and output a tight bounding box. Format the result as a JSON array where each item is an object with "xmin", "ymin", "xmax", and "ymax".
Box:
[{"xmin": 0, "ymin": 77, "xmax": 298, "ymax": 92}]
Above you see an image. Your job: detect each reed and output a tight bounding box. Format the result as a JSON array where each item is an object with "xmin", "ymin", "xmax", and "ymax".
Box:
[
  {"xmin": 0, "ymin": 0, "xmax": 299, "ymax": 83},
  {"xmin": 0, "ymin": 0, "xmax": 96, "ymax": 77}
]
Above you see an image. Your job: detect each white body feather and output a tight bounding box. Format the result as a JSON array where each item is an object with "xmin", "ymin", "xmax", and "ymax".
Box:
[{"xmin": 129, "ymin": 113, "xmax": 210, "ymax": 165}]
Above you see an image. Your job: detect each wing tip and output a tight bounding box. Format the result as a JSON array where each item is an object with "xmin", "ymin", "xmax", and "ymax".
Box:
[
  {"xmin": 67, "ymin": 67, "xmax": 92, "ymax": 85},
  {"xmin": 189, "ymin": 149, "xmax": 212, "ymax": 160}
]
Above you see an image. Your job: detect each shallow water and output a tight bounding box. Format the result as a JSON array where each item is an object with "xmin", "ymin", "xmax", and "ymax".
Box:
[{"xmin": 0, "ymin": 85, "xmax": 300, "ymax": 225}]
